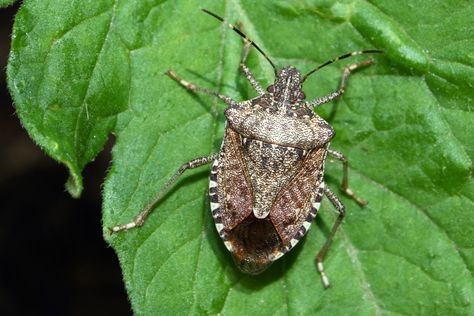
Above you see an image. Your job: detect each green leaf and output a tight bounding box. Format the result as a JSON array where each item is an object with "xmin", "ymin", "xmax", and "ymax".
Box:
[
  {"xmin": 8, "ymin": 0, "xmax": 474, "ymax": 315},
  {"xmin": 0, "ymin": 0, "xmax": 17, "ymax": 8},
  {"xmin": 8, "ymin": 0, "xmax": 129, "ymax": 197}
]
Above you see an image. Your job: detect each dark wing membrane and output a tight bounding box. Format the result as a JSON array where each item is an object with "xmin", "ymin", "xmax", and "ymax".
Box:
[
  {"xmin": 217, "ymin": 128, "xmax": 253, "ymax": 232},
  {"xmin": 270, "ymin": 147, "xmax": 326, "ymax": 245}
]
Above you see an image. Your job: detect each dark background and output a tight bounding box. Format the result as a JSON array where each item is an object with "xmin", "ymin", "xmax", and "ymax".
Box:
[{"xmin": 0, "ymin": 4, "xmax": 131, "ymax": 315}]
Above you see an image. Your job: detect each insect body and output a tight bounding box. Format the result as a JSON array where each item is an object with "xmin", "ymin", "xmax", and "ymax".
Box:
[
  {"xmin": 112, "ymin": 9, "xmax": 382, "ymax": 288},
  {"xmin": 210, "ymin": 66, "xmax": 335, "ymax": 274}
]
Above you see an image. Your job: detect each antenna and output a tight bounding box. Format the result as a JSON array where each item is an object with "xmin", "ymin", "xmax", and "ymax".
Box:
[
  {"xmin": 302, "ymin": 50, "xmax": 384, "ymax": 83},
  {"xmin": 202, "ymin": 9, "xmax": 277, "ymax": 76}
]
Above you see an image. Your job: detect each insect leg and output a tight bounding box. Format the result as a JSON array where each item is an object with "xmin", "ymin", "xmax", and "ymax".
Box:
[
  {"xmin": 306, "ymin": 58, "xmax": 375, "ymax": 108},
  {"xmin": 328, "ymin": 149, "xmax": 367, "ymax": 206},
  {"xmin": 240, "ymin": 39, "xmax": 265, "ymax": 95},
  {"xmin": 316, "ymin": 186, "xmax": 345, "ymax": 289},
  {"xmin": 110, "ymin": 154, "xmax": 218, "ymax": 233},
  {"xmin": 165, "ymin": 70, "xmax": 237, "ymax": 107}
]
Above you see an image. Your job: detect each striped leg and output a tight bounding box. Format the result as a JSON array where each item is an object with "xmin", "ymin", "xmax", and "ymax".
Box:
[
  {"xmin": 306, "ymin": 58, "xmax": 375, "ymax": 108},
  {"xmin": 165, "ymin": 70, "xmax": 237, "ymax": 107},
  {"xmin": 316, "ymin": 186, "xmax": 345, "ymax": 289},
  {"xmin": 111, "ymin": 154, "xmax": 218, "ymax": 233},
  {"xmin": 328, "ymin": 149, "xmax": 367, "ymax": 206}
]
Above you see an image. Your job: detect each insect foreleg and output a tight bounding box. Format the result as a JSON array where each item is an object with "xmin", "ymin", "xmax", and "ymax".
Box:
[
  {"xmin": 165, "ymin": 70, "xmax": 237, "ymax": 107},
  {"xmin": 306, "ymin": 58, "xmax": 375, "ymax": 108},
  {"xmin": 315, "ymin": 186, "xmax": 346, "ymax": 289}
]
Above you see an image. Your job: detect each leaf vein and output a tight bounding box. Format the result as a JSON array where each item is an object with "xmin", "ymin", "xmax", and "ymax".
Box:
[
  {"xmin": 339, "ymin": 228, "xmax": 383, "ymax": 316},
  {"xmin": 138, "ymin": 196, "xmax": 205, "ymax": 305},
  {"xmin": 131, "ymin": 196, "xmax": 205, "ymax": 308},
  {"xmin": 187, "ymin": 191, "xmax": 208, "ymax": 316},
  {"xmin": 73, "ymin": 0, "xmax": 118, "ymax": 161},
  {"xmin": 117, "ymin": 112, "xmax": 210, "ymax": 220},
  {"xmin": 350, "ymin": 166, "xmax": 474, "ymax": 280},
  {"xmin": 143, "ymin": 236, "xmax": 199, "ymax": 303},
  {"xmin": 361, "ymin": 249, "xmax": 447, "ymax": 283},
  {"xmin": 54, "ymin": 8, "xmax": 113, "ymax": 44},
  {"xmin": 134, "ymin": 196, "xmax": 204, "ymax": 258},
  {"xmin": 423, "ymin": 79, "xmax": 473, "ymax": 165}
]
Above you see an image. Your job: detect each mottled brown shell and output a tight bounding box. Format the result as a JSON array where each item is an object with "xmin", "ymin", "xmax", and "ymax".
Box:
[{"xmin": 209, "ymin": 126, "xmax": 328, "ymax": 274}]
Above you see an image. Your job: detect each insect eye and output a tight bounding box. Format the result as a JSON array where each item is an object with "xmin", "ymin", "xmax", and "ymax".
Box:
[
  {"xmin": 298, "ymin": 91, "xmax": 306, "ymax": 100},
  {"xmin": 267, "ymin": 85, "xmax": 274, "ymax": 93}
]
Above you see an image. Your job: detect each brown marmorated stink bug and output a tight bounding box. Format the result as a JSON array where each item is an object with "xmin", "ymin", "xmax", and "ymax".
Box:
[{"xmin": 112, "ymin": 9, "xmax": 383, "ymax": 288}]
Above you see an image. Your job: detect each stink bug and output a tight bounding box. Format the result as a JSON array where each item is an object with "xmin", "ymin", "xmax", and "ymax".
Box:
[{"xmin": 111, "ymin": 9, "xmax": 383, "ymax": 288}]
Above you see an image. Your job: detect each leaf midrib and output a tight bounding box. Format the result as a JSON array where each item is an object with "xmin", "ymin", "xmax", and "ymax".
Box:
[{"xmin": 73, "ymin": 0, "xmax": 118, "ymax": 162}]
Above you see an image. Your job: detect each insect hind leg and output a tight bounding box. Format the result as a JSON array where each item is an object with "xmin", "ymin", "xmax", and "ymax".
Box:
[{"xmin": 316, "ymin": 186, "xmax": 346, "ymax": 289}]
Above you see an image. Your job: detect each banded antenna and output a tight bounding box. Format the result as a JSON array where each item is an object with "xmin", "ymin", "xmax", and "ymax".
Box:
[
  {"xmin": 302, "ymin": 50, "xmax": 384, "ymax": 83},
  {"xmin": 202, "ymin": 9, "xmax": 278, "ymax": 76}
]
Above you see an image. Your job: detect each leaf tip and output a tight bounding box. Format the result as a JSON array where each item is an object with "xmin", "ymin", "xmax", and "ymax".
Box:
[{"xmin": 65, "ymin": 169, "xmax": 83, "ymax": 198}]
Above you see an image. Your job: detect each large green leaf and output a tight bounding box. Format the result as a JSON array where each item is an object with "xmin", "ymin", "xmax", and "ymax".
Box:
[{"xmin": 7, "ymin": 0, "xmax": 474, "ymax": 315}]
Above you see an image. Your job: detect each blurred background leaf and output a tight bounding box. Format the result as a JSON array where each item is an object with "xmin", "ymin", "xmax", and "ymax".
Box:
[{"xmin": 0, "ymin": 0, "xmax": 17, "ymax": 9}]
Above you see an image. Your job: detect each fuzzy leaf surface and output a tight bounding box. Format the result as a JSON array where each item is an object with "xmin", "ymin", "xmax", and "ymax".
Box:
[{"xmin": 0, "ymin": 0, "xmax": 17, "ymax": 8}]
